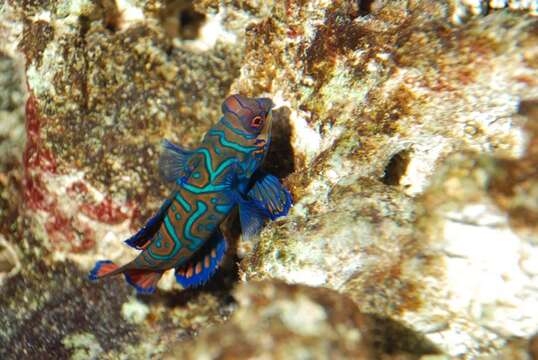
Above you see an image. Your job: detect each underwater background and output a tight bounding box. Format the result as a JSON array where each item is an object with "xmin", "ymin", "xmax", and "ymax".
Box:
[{"xmin": 1, "ymin": 0, "xmax": 538, "ymax": 359}]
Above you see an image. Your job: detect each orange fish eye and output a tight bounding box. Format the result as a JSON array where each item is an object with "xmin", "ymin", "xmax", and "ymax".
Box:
[{"xmin": 250, "ymin": 115, "xmax": 263, "ymax": 128}]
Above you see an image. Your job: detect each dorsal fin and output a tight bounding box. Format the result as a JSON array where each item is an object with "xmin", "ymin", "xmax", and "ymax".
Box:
[{"xmin": 158, "ymin": 139, "xmax": 193, "ymax": 183}]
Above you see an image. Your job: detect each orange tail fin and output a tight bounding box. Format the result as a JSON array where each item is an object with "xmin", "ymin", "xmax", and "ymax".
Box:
[{"xmin": 88, "ymin": 260, "xmax": 120, "ymax": 280}]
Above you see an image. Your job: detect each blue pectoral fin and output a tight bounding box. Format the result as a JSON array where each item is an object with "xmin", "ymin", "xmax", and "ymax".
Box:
[
  {"xmin": 124, "ymin": 199, "xmax": 172, "ymax": 250},
  {"xmin": 158, "ymin": 139, "xmax": 193, "ymax": 183},
  {"xmin": 239, "ymin": 198, "xmax": 272, "ymax": 239},
  {"xmin": 175, "ymin": 231, "xmax": 228, "ymax": 288},
  {"xmin": 247, "ymin": 171, "xmax": 292, "ymax": 220},
  {"xmin": 227, "ymin": 188, "xmax": 273, "ymax": 240}
]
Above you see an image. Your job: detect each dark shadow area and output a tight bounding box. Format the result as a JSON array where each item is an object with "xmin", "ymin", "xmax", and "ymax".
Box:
[
  {"xmin": 178, "ymin": 6, "xmax": 206, "ymax": 40},
  {"xmin": 518, "ymin": 98, "xmax": 538, "ymax": 116},
  {"xmin": 370, "ymin": 315, "xmax": 441, "ymax": 356},
  {"xmin": 101, "ymin": 0, "xmax": 121, "ymax": 32},
  {"xmin": 261, "ymin": 106, "xmax": 295, "ymax": 179},
  {"xmin": 530, "ymin": 332, "xmax": 538, "ymax": 359},
  {"xmin": 358, "ymin": 0, "xmax": 375, "ymax": 16},
  {"xmin": 381, "ymin": 149, "xmax": 412, "ymax": 186},
  {"xmin": 159, "ymin": 1, "xmax": 207, "ymax": 40}
]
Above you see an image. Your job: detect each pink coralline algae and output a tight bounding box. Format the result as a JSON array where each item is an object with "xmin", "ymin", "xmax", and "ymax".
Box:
[{"xmin": 23, "ymin": 95, "xmax": 133, "ymax": 252}]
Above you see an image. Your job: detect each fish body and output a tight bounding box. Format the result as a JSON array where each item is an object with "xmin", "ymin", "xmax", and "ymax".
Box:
[{"xmin": 89, "ymin": 95, "xmax": 291, "ymax": 293}]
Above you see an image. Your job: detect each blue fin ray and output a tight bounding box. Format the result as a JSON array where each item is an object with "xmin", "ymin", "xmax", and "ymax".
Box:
[
  {"xmin": 175, "ymin": 231, "xmax": 228, "ymax": 288},
  {"xmin": 158, "ymin": 139, "xmax": 193, "ymax": 183},
  {"xmin": 228, "ymin": 189, "xmax": 272, "ymax": 240},
  {"xmin": 247, "ymin": 171, "xmax": 292, "ymax": 220},
  {"xmin": 239, "ymin": 198, "xmax": 271, "ymax": 239}
]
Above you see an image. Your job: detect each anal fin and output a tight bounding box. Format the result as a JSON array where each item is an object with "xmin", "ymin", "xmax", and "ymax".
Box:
[
  {"xmin": 175, "ymin": 231, "xmax": 228, "ymax": 288},
  {"xmin": 124, "ymin": 269, "xmax": 163, "ymax": 294}
]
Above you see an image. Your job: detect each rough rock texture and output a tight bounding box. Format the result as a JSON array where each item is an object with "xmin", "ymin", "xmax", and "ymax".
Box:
[
  {"xmin": 0, "ymin": 4, "xmax": 26, "ymax": 289},
  {"xmin": 163, "ymin": 280, "xmax": 379, "ymax": 359},
  {"xmin": 163, "ymin": 280, "xmax": 447, "ymax": 359},
  {"xmin": 0, "ymin": 250, "xmax": 238, "ymax": 359},
  {"xmin": 232, "ymin": 0, "xmax": 538, "ymax": 358},
  {"xmin": 1, "ymin": 0, "xmax": 538, "ymax": 359},
  {"xmin": 0, "ymin": 261, "xmax": 137, "ymax": 359},
  {"xmin": 450, "ymin": 0, "xmax": 538, "ymax": 23}
]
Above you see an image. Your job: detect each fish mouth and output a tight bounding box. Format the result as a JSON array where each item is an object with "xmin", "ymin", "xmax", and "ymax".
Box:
[
  {"xmin": 258, "ymin": 109, "xmax": 272, "ymax": 143},
  {"xmin": 253, "ymin": 97, "xmax": 273, "ymax": 146},
  {"xmin": 256, "ymin": 97, "xmax": 274, "ymax": 113}
]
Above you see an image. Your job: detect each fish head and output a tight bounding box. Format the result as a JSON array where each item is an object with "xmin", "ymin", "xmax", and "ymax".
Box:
[{"xmin": 222, "ymin": 94, "xmax": 274, "ymax": 145}]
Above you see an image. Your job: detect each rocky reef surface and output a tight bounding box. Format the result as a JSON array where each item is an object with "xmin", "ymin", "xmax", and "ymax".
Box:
[{"xmin": 0, "ymin": 0, "xmax": 537, "ymax": 359}]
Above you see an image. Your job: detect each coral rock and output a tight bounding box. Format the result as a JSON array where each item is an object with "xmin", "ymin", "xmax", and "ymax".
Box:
[{"xmin": 163, "ymin": 280, "xmax": 378, "ymax": 359}]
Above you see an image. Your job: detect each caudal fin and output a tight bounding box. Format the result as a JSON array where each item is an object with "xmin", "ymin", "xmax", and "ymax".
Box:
[
  {"xmin": 88, "ymin": 260, "xmax": 120, "ymax": 281},
  {"xmin": 124, "ymin": 269, "xmax": 163, "ymax": 294},
  {"xmin": 89, "ymin": 260, "xmax": 163, "ymax": 294}
]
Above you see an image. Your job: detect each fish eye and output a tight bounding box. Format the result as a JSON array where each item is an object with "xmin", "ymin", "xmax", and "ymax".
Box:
[{"xmin": 250, "ymin": 115, "xmax": 264, "ymax": 128}]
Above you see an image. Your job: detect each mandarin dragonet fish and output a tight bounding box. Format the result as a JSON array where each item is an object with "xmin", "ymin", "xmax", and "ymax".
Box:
[{"xmin": 88, "ymin": 95, "xmax": 292, "ymax": 293}]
